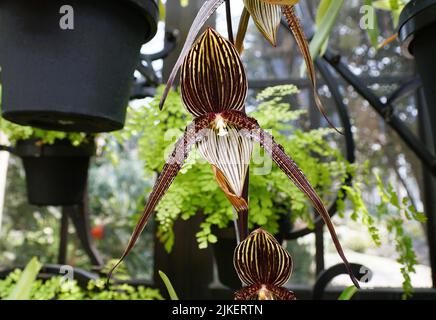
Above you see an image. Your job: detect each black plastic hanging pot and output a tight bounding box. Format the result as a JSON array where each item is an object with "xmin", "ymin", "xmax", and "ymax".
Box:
[
  {"xmin": 399, "ymin": 0, "xmax": 436, "ymax": 125},
  {"xmin": 14, "ymin": 139, "xmax": 95, "ymax": 206},
  {"xmin": 0, "ymin": 0, "xmax": 158, "ymax": 133}
]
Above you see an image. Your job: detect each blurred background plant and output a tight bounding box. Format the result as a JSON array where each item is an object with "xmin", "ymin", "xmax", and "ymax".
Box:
[
  {"xmin": 310, "ymin": 0, "xmax": 410, "ymax": 60},
  {"xmin": 0, "ymin": 257, "xmax": 162, "ymax": 300}
]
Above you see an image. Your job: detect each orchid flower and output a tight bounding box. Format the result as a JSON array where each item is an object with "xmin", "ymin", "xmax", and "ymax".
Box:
[
  {"xmin": 110, "ymin": 28, "xmax": 359, "ymax": 288},
  {"xmin": 234, "ymin": 228, "xmax": 296, "ymax": 300},
  {"xmin": 160, "ymin": 0, "xmax": 341, "ymax": 134}
]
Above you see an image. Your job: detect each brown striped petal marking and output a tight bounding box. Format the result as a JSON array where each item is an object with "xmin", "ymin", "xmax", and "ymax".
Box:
[
  {"xmin": 234, "ymin": 228, "xmax": 293, "ymax": 287},
  {"xmin": 181, "ymin": 28, "xmax": 248, "ymax": 117},
  {"xmin": 244, "ymin": 0, "xmax": 282, "ymax": 46},
  {"xmin": 160, "ymin": 0, "xmax": 226, "ymax": 110}
]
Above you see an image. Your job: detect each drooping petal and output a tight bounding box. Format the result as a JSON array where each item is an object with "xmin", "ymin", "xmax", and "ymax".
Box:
[
  {"xmin": 160, "ymin": 0, "xmax": 226, "ymax": 110},
  {"xmin": 181, "ymin": 28, "xmax": 248, "ymax": 116},
  {"xmin": 213, "ymin": 166, "xmax": 249, "ymax": 240},
  {"xmin": 234, "ymin": 228, "xmax": 293, "ymax": 287},
  {"xmin": 108, "ymin": 117, "xmax": 211, "ymax": 279},
  {"xmin": 212, "ymin": 166, "xmax": 249, "ymax": 213},
  {"xmin": 244, "ymin": 0, "xmax": 282, "ymax": 46},
  {"xmin": 282, "ymin": 5, "xmax": 342, "ymax": 134},
  {"xmin": 222, "ymin": 110, "xmax": 360, "ymax": 288}
]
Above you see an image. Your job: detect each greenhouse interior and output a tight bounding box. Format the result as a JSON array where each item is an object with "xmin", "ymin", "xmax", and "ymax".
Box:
[{"xmin": 1, "ymin": 0, "xmax": 436, "ymax": 303}]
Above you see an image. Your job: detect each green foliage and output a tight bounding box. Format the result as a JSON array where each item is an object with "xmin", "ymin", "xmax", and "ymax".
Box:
[
  {"xmin": 310, "ymin": 0, "xmax": 410, "ymax": 58},
  {"xmin": 5, "ymin": 257, "xmax": 41, "ymax": 300},
  {"xmin": 338, "ymin": 285, "xmax": 359, "ymax": 300},
  {"xmin": 159, "ymin": 270, "xmax": 179, "ymax": 300},
  {"xmin": 0, "ymin": 115, "xmax": 87, "ymax": 146},
  {"xmin": 342, "ymin": 183, "xmax": 381, "ymax": 246},
  {"xmin": 375, "ymin": 173, "xmax": 426, "ymax": 299},
  {"xmin": 339, "ymin": 172, "xmax": 426, "ymax": 299},
  {"xmin": 110, "ymin": 86, "xmax": 351, "ymax": 252},
  {"xmin": 311, "ymin": 0, "xmax": 345, "ymax": 60},
  {"xmin": 0, "ymin": 260, "xmax": 163, "ymax": 300}
]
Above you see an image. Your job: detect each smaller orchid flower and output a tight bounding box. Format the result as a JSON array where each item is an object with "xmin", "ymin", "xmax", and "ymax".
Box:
[{"xmin": 234, "ymin": 228, "xmax": 296, "ymax": 300}]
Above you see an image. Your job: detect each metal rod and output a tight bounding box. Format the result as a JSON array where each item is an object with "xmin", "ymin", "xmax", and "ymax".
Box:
[
  {"xmin": 225, "ymin": 0, "xmax": 234, "ymax": 44},
  {"xmin": 58, "ymin": 211, "xmax": 69, "ymax": 265},
  {"xmin": 323, "ymin": 51, "xmax": 436, "ymax": 176}
]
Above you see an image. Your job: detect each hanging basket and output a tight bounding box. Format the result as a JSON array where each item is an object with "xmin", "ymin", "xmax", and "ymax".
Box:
[
  {"xmin": 14, "ymin": 139, "xmax": 95, "ymax": 206},
  {"xmin": 0, "ymin": 0, "xmax": 158, "ymax": 133},
  {"xmin": 399, "ymin": 0, "xmax": 436, "ymax": 119}
]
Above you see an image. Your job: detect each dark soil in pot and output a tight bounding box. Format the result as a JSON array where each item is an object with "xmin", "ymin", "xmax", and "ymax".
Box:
[
  {"xmin": 399, "ymin": 0, "xmax": 436, "ymax": 129},
  {"xmin": 0, "ymin": 0, "xmax": 158, "ymax": 133},
  {"xmin": 14, "ymin": 138, "xmax": 95, "ymax": 206}
]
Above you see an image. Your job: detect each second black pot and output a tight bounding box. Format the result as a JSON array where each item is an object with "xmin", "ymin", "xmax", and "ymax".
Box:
[
  {"xmin": 14, "ymin": 139, "xmax": 95, "ymax": 206},
  {"xmin": 0, "ymin": 0, "xmax": 158, "ymax": 133},
  {"xmin": 399, "ymin": 0, "xmax": 436, "ymax": 129}
]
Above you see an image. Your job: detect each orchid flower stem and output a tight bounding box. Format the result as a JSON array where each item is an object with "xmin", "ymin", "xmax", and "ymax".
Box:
[
  {"xmin": 225, "ymin": 0, "xmax": 234, "ymax": 44},
  {"xmin": 235, "ymin": 7, "xmax": 250, "ymax": 54},
  {"xmin": 232, "ymin": 209, "xmax": 241, "ymax": 245}
]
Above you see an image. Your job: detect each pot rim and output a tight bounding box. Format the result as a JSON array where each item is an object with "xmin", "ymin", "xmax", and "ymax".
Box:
[
  {"xmin": 125, "ymin": 0, "xmax": 159, "ymax": 43},
  {"xmin": 398, "ymin": 0, "xmax": 436, "ymax": 58},
  {"xmin": 14, "ymin": 138, "xmax": 96, "ymax": 158}
]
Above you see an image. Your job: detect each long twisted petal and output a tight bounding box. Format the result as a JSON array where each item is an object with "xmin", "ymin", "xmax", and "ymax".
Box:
[
  {"xmin": 108, "ymin": 117, "xmax": 211, "ymax": 279},
  {"xmin": 282, "ymin": 5, "xmax": 342, "ymax": 134}
]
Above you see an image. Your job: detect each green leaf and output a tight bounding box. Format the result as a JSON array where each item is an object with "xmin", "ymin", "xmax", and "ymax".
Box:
[
  {"xmin": 158, "ymin": 0, "xmax": 166, "ymax": 21},
  {"xmin": 309, "ymin": 0, "xmax": 344, "ymax": 60},
  {"xmin": 6, "ymin": 257, "xmax": 42, "ymax": 300},
  {"xmin": 314, "ymin": 0, "xmax": 333, "ymax": 56},
  {"xmin": 364, "ymin": 0, "xmax": 380, "ymax": 47},
  {"xmin": 338, "ymin": 285, "xmax": 359, "ymax": 300},
  {"xmin": 159, "ymin": 270, "xmax": 179, "ymax": 300}
]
